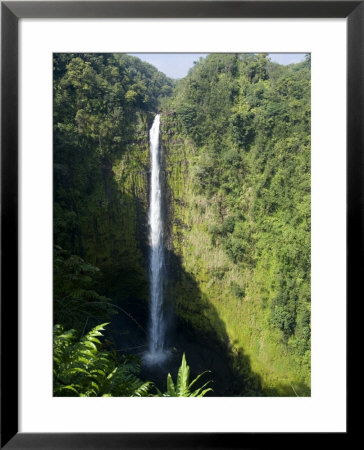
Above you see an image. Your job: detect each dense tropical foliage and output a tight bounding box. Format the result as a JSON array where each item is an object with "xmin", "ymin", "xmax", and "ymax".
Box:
[
  {"xmin": 163, "ymin": 53, "xmax": 310, "ymax": 395},
  {"xmin": 53, "ymin": 53, "xmax": 310, "ymax": 397}
]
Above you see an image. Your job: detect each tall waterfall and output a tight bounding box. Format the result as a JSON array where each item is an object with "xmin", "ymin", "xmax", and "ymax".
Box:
[{"xmin": 144, "ymin": 114, "xmax": 168, "ymax": 364}]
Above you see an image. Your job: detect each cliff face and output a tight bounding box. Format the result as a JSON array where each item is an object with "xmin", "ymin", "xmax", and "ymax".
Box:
[
  {"xmin": 81, "ymin": 111, "xmax": 153, "ymax": 301},
  {"xmin": 54, "ymin": 53, "xmax": 173, "ymax": 308},
  {"xmin": 161, "ymin": 54, "xmax": 311, "ymax": 396},
  {"xmin": 55, "ymin": 111, "xmax": 153, "ymax": 307},
  {"xmin": 161, "ymin": 118, "xmax": 310, "ymax": 397}
]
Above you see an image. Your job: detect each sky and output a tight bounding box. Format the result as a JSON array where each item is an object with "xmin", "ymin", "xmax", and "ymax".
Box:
[{"xmin": 129, "ymin": 53, "xmax": 307, "ymax": 79}]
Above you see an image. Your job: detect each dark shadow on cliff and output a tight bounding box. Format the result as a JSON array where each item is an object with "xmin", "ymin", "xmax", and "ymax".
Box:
[
  {"xmin": 102, "ymin": 242, "xmax": 264, "ymax": 396},
  {"xmin": 160, "ymin": 247, "xmax": 264, "ymax": 396},
  {"xmin": 54, "ymin": 133, "xmax": 151, "ymax": 348},
  {"xmin": 102, "ymin": 240, "xmax": 310, "ymax": 396}
]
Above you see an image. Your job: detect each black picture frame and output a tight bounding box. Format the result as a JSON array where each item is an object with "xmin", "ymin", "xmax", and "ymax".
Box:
[{"xmin": 1, "ymin": 1, "xmax": 357, "ymax": 448}]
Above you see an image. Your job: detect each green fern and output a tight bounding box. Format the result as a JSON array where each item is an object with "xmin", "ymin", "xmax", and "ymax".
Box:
[
  {"xmin": 159, "ymin": 353, "xmax": 213, "ymax": 397},
  {"xmin": 54, "ymin": 323, "xmax": 152, "ymax": 397}
]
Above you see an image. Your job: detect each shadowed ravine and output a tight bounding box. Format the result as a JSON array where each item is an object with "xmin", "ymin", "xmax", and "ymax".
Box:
[
  {"xmin": 102, "ymin": 113, "xmax": 309, "ymax": 397},
  {"xmin": 106, "ymin": 254, "xmax": 264, "ymax": 397}
]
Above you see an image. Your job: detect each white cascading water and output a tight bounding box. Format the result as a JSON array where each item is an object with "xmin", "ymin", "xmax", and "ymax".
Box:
[{"xmin": 144, "ymin": 114, "xmax": 168, "ymax": 364}]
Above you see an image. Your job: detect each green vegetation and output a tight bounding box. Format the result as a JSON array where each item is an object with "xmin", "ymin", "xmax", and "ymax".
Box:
[
  {"xmin": 53, "ymin": 52, "xmax": 310, "ymax": 397},
  {"xmin": 162, "ymin": 54, "xmax": 311, "ymax": 395},
  {"xmin": 53, "ymin": 53, "xmax": 172, "ymax": 396},
  {"xmin": 155, "ymin": 353, "xmax": 212, "ymax": 397},
  {"xmin": 54, "ymin": 53, "xmax": 173, "ymax": 298},
  {"xmin": 54, "ymin": 245, "xmax": 115, "ymax": 330},
  {"xmin": 54, "ymin": 323, "xmax": 152, "ymax": 397},
  {"xmin": 54, "ymin": 321, "xmax": 211, "ymax": 398}
]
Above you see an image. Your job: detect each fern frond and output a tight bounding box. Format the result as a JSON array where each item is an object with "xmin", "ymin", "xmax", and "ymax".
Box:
[
  {"xmin": 132, "ymin": 381, "xmax": 153, "ymax": 397},
  {"xmin": 189, "ymin": 370, "xmax": 211, "ymax": 389},
  {"xmin": 176, "ymin": 353, "xmax": 190, "ymax": 396},
  {"xmin": 158, "ymin": 354, "xmax": 213, "ymax": 397}
]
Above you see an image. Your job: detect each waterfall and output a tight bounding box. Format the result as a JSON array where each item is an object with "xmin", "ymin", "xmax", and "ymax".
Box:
[{"xmin": 144, "ymin": 114, "xmax": 168, "ymax": 365}]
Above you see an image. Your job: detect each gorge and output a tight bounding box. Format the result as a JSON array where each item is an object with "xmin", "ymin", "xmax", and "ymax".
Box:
[{"xmin": 53, "ymin": 53, "xmax": 311, "ymax": 397}]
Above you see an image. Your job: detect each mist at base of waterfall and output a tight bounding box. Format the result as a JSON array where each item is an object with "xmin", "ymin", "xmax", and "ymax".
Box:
[{"xmin": 143, "ymin": 349, "xmax": 171, "ymax": 367}]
